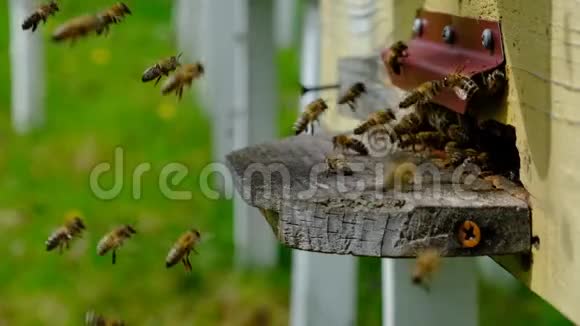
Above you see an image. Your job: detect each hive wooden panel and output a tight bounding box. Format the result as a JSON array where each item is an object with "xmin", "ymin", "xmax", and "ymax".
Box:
[{"xmin": 226, "ymin": 135, "xmax": 531, "ymax": 258}]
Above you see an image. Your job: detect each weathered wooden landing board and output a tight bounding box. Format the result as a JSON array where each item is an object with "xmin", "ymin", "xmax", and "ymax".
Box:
[{"xmin": 226, "ymin": 135, "xmax": 531, "ymax": 257}]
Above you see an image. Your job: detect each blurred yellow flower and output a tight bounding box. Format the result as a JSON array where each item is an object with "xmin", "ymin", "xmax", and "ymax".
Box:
[
  {"xmin": 64, "ymin": 209, "xmax": 84, "ymax": 221},
  {"xmin": 157, "ymin": 102, "xmax": 177, "ymax": 121},
  {"xmin": 90, "ymin": 48, "xmax": 111, "ymax": 66}
]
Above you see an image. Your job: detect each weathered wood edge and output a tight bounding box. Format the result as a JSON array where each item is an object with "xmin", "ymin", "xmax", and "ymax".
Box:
[{"xmin": 226, "ymin": 135, "xmax": 532, "ymax": 258}]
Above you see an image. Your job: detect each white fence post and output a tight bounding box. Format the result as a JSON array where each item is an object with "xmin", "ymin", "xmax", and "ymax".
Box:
[
  {"xmin": 290, "ymin": 2, "xmax": 358, "ymax": 326},
  {"xmin": 275, "ymin": 0, "xmax": 298, "ymax": 49},
  {"xmin": 9, "ymin": 0, "xmax": 44, "ymax": 134},
  {"xmin": 232, "ymin": 0, "xmax": 278, "ymax": 268}
]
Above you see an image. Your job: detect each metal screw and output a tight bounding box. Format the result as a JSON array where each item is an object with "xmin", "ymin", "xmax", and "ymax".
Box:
[
  {"xmin": 413, "ymin": 18, "xmax": 423, "ymax": 36},
  {"xmin": 442, "ymin": 25, "xmax": 454, "ymax": 44},
  {"xmin": 482, "ymin": 28, "xmax": 494, "ymax": 49},
  {"xmin": 457, "ymin": 220, "xmax": 481, "ymax": 248}
]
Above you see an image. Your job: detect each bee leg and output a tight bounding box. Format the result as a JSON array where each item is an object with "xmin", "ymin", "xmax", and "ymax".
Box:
[
  {"xmin": 348, "ymin": 102, "xmax": 355, "ymax": 112},
  {"xmin": 112, "ymin": 250, "xmax": 116, "ymax": 264},
  {"xmin": 178, "ymin": 87, "xmax": 183, "ymax": 101},
  {"xmin": 32, "ymin": 23, "xmax": 38, "ymax": 32},
  {"xmin": 192, "ymin": 248, "xmax": 199, "ymax": 255},
  {"xmin": 154, "ymin": 75, "xmax": 162, "ymax": 86},
  {"xmin": 58, "ymin": 242, "xmax": 63, "ymax": 255},
  {"xmin": 185, "ymin": 254, "xmax": 192, "ymax": 271}
]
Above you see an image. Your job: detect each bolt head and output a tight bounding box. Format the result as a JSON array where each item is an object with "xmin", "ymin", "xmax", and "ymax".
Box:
[
  {"xmin": 413, "ymin": 18, "xmax": 423, "ymax": 36},
  {"xmin": 457, "ymin": 220, "xmax": 481, "ymax": 248},
  {"xmin": 442, "ymin": 25, "xmax": 454, "ymax": 44},
  {"xmin": 482, "ymin": 28, "xmax": 494, "ymax": 49}
]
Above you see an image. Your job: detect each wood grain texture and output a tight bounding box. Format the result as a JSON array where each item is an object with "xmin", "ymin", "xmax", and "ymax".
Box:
[{"xmin": 226, "ymin": 135, "xmax": 531, "ymax": 257}]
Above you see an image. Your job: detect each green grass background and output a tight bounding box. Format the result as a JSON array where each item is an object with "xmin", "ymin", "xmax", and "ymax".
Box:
[{"xmin": 0, "ymin": 0, "xmax": 572, "ymax": 325}]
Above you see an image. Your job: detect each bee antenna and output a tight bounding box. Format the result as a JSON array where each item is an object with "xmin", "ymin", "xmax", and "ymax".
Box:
[{"xmin": 176, "ymin": 52, "xmax": 183, "ymax": 60}]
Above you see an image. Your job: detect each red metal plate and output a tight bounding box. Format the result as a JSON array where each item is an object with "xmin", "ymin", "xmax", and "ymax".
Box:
[{"xmin": 383, "ymin": 10, "xmax": 504, "ymax": 114}]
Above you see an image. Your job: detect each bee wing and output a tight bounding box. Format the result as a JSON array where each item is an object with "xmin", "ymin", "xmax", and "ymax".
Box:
[
  {"xmin": 452, "ymin": 86, "xmax": 469, "ymax": 100},
  {"xmin": 199, "ymin": 232, "xmax": 215, "ymax": 244}
]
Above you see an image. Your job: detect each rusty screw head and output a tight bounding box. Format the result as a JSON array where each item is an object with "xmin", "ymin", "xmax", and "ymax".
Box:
[
  {"xmin": 482, "ymin": 28, "xmax": 494, "ymax": 49},
  {"xmin": 413, "ymin": 18, "xmax": 423, "ymax": 36},
  {"xmin": 442, "ymin": 25, "xmax": 454, "ymax": 44},
  {"xmin": 457, "ymin": 220, "xmax": 481, "ymax": 248}
]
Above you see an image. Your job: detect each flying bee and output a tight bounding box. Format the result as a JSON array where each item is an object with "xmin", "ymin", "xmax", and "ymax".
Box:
[
  {"xmin": 411, "ymin": 248, "xmax": 441, "ymax": 291},
  {"xmin": 96, "ymin": 2, "xmax": 131, "ymax": 35},
  {"xmin": 353, "ymin": 109, "xmax": 396, "ymax": 136},
  {"xmin": 161, "ymin": 62, "xmax": 205, "ymax": 100},
  {"xmin": 338, "ymin": 82, "xmax": 366, "ymax": 112},
  {"xmin": 384, "ymin": 160, "xmax": 418, "ymax": 190},
  {"xmin": 483, "ymin": 69, "xmax": 506, "ymax": 95},
  {"xmin": 142, "ymin": 53, "xmax": 182, "ymax": 86},
  {"xmin": 443, "ymin": 66, "xmax": 479, "ymax": 101},
  {"xmin": 166, "ymin": 229, "xmax": 201, "ymax": 271},
  {"xmin": 46, "ymin": 216, "xmax": 86, "ymax": 253},
  {"xmin": 85, "ymin": 311, "xmax": 125, "ymax": 326},
  {"xmin": 52, "ymin": 15, "xmax": 103, "ymax": 44},
  {"xmin": 325, "ymin": 153, "xmax": 353, "ymax": 176},
  {"xmin": 97, "ymin": 225, "xmax": 137, "ymax": 264},
  {"xmin": 385, "ymin": 41, "xmax": 409, "ymax": 75},
  {"xmin": 22, "ymin": 0, "xmax": 59, "ymax": 32},
  {"xmin": 293, "ymin": 98, "xmax": 328, "ymax": 135},
  {"xmin": 399, "ymin": 79, "xmax": 447, "ymax": 109},
  {"xmin": 332, "ymin": 135, "xmax": 369, "ymax": 156}
]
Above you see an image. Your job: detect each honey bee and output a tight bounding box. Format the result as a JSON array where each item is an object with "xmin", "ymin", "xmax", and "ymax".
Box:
[
  {"xmin": 417, "ymin": 102, "xmax": 456, "ymax": 134},
  {"xmin": 338, "ymin": 82, "xmax": 366, "ymax": 111},
  {"xmin": 398, "ymin": 79, "xmax": 446, "ymax": 109},
  {"xmin": 51, "ymin": 15, "xmax": 103, "ymax": 43},
  {"xmin": 463, "ymin": 149, "xmax": 491, "ymax": 171},
  {"xmin": 142, "ymin": 53, "xmax": 182, "ymax": 85},
  {"xmin": 46, "ymin": 216, "xmax": 86, "ymax": 253},
  {"xmin": 443, "ymin": 66, "xmax": 479, "ymax": 101},
  {"xmin": 414, "ymin": 131, "xmax": 447, "ymax": 150},
  {"xmin": 22, "ymin": 0, "xmax": 59, "ymax": 32},
  {"xmin": 411, "ymin": 248, "xmax": 441, "ymax": 291},
  {"xmin": 446, "ymin": 124, "xmax": 471, "ymax": 145},
  {"xmin": 398, "ymin": 134, "xmax": 417, "ymax": 150},
  {"xmin": 353, "ymin": 109, "xmax": 396, "ymax": 135},
  {"xmin": 384, "ymin": 160, "xmax": 417, "ymax": 190},
  {"xmin": 96, "ymin": 2, "xmax": 131, "ymax": 35},
  {"xmin": 385, "ymin": 41, "xmax": 408, "ymax": 75},
  {"xmin": 85, "ymin": 311, "xmax": 125, "ymax": 326},
  {"xmin": 443, "ymin": 141, "xmax": 465, "ymax": 167},
  {"xmin": 325, "ymin": 153, "xmax": 353, "ymax": 176},
  {"xmin": 97, "ymin": 225, "xmax": 137, "ymax": 264},
  {"xmin": 332, "ymin": 135, "xmax": 369, "ymax": 156},
  {"xmin": 393, "ymin": 111, "xmax": 423, "ymax": 135},
  {"xmin": 483, "ymin": 69, "xmax": 506, "ymax": 95},
  {"xmin": 293, "ymin": 98, "xmax": 328, "ymax": 135},
  {"xmin": 166, "ymin": 229, "xmax": 201, "ymax": 271},
  {"xmin": 161, "ymin": 62, "xmax": 205, "ymax": 100}
]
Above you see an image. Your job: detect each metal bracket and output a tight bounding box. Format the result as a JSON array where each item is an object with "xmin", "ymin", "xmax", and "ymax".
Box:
[{"xmin": 383, "ymin": 10, "xmax": 505, "ymax": 114}]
